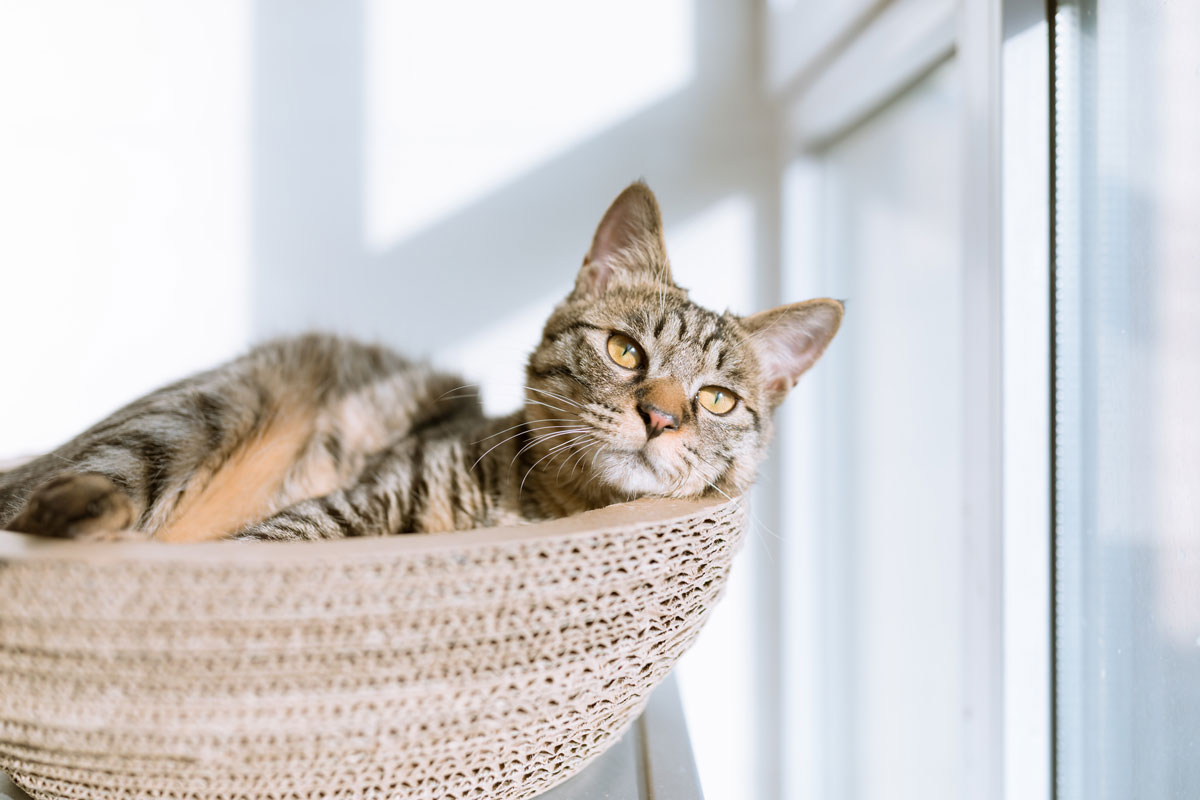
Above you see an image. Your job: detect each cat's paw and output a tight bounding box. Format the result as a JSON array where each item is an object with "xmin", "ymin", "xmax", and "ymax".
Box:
[{"xmin": 7, "ymin": 473, "xmax": 137, "ymax": 539}]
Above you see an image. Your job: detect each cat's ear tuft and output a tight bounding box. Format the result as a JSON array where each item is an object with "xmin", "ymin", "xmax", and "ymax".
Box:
[
  {"xmin": 742, "ymin": 298, "xmax": 844, "ymax": 405},
  {"xmin": 572, "ymin": 182, "xmax": 673, "ymax": 299}
]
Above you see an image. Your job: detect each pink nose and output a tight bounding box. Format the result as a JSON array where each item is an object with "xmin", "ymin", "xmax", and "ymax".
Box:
[{"xmin": 638, "ymin": 403, "xmax": 679, "ymax": 439}]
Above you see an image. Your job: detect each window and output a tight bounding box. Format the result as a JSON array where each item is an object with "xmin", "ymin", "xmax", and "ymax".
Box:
[
  {"xmin": 777, "ymin": 0, "xmax": 1199, "ymax": 797},
  {"xmin": 1054, "ymin": 1, "xmax": 1200, "ymax": 797},
  {"xmin": 783, "ymin": 60, "xmax": 968, "ymax": 800}
]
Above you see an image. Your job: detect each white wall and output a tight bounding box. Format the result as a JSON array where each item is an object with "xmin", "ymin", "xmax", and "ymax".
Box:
[{"xmin": 0, "ymin": 1, "xmax": 252, "ymax": 456}]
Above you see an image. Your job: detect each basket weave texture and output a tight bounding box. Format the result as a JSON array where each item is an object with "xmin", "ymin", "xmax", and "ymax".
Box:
[{"xmin": 0, "ymin": 496, "xmax": 745, "ymax": 800}]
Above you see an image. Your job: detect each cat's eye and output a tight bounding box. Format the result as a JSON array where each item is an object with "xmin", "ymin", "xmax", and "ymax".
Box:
[
  {"xmin": 606, "ymin": 333, "xmax": 644, "ymax": 370},
  {"xmin": 697, "ymin": 386, "xmax": 737, "ymax": 415}
]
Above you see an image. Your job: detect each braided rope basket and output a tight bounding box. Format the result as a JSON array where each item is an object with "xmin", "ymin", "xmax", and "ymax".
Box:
[{"xmin": 0, "ymin": 496, "xmax": 746, "ymax": 800}]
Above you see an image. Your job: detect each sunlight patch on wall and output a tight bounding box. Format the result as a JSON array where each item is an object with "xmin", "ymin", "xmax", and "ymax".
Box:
[
  {"xmin": 364, "ymin": 0, "xmax": 693, "ymax": 252},
  {"xmin": 0, "ymin": 2, "xmax": 251, "ymax": 456}
]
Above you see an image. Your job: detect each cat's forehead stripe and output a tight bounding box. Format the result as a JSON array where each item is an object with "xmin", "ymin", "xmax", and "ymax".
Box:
[{"xmin": 544, "ymin": 320, "xmax": 603, "ymax": 343}]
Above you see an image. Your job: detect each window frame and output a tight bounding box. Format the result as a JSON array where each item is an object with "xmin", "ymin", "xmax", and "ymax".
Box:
[{"xmin": 768, "ymin": 1, "xmax": 1054, "ymax": 798}]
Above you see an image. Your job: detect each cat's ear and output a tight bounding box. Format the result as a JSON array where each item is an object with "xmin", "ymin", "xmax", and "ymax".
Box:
[
  {"xmin": 572, "ymin": 182, "xmax": 673, "ymax": 299},
  {"xmin": 742, "ymin": 298, "xmax": 844, "ymax": 405}
]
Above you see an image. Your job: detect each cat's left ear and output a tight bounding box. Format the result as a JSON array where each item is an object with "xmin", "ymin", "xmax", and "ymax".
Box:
[
  {"xmin": 742, "ymin": 298, "xmax": 844, "ymax": 406},
  {"xmin": 572, "ymin": 182, "xmax": 673, "ymax": 300}
]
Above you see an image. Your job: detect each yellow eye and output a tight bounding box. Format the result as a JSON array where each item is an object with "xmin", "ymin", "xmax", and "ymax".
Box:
[
  {"xmin": 607, "ymin": 333, "xmax": 644, "ymax": 369},
  {"xmin": 697, "ymin": 386, "xmax": 737, "ymax": 415}
]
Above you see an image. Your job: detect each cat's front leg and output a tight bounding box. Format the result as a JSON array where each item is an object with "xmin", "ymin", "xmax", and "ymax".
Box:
[
  {"xmin": 6, "ymin": 473, "xmax": 144, "ymax": 540},
  {"xmin": 231, "ymin": 438, "xmax": 437, "ymax": 541},
  {"xmin": 230, "ymin": 488, "xmax": 399, "ymax": 541}
]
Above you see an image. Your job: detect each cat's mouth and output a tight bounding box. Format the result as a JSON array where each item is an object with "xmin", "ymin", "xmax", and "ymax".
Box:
[{"xmin": 582, "ymin": 436, "xmax": 701, "ymax": 498}]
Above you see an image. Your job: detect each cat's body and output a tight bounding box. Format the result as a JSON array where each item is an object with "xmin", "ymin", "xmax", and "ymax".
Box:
[
  {"xmin": 0, "ymin": 183, "xmax": 842, "ymax": 542},
  {"xmin": 0, "ymin": 336, "xmax": 531, "ymax": 541}
]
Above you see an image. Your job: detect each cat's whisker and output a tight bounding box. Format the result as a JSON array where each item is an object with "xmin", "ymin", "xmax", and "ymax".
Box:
[
  {"xmin": 472, "ymin": 419, "xmax": 575, "ymax": 443},
  {"xmin": 469, "ymin": 431, "xmax": 530, "ymax": 469},
  {"xmin": 525, "ymin": 426, "xmax": 589, "ymax": 444},
  {"xmin": 470, "ymin": 424, "xmax": 582, "ymax": 472},
  {"xmin": 668, "ymin": 452, "xmax": 694, "ymax": 494},
  {"xmin": 518, "ymin": 441, "xmax": 573, "ymax": 493},
  {"xmin": 557, "ymin": 435, "xmax": 601, "ymax": 482},
  {"xmin": 573, "ymin": 438, "xmax": 604, "ymax": 473},
  {"xmin": 523, "ymin": 399, "xmax": 573, "ymax": 415},
  {"xmin": 555, "ymin": 443, "xmax": 581, "ymax": 482},
  {"xmin": 474, "ymin": 423, "xmax": 582, "ymax": 452},
  {"xmin": 541, "ymin": 432, "xmax": 590, "ymax": 459},
  {"xmin": 542, "ymin": 433, "xmax": 591, "ymax": 459},
  {"xmin": 520, "ymin": 433, "xmax": 591, "ymax": 495},
  {"xmin": 589, "ymin": 439, "xmax": 610, "ymax": 472},
  {"xmin": 511, "ymin": 428, "xmax": 591, "ymax": 465},
  {"xmin": 525, "ymin": 386, "xmax": 584, "ymax": 409},
  {"xmin": 678, "ymin": 451, "xmax": 775, "ymax": 557},
  {"xmin": 435, "ymin": 384, "xmax": 579, "ymax": 415},
  {"xmin": 553, "ymin": 443, "xmax": 584, "ymax": 483},
  {"xmin": 684, "ymin": 450, "xmax": 781, "ymax": 546},
  {"xmin": 575, "ymin": 443, "xmax": 596, "ymax": 468},
  {"xmin": 436, "ymin": 383, "xmax": 483, "ymax": 400}
]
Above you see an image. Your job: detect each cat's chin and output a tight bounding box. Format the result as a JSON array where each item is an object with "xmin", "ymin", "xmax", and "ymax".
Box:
[{"xmin": 590, "ymin": 447, "xmax": 676, "ymax": 497}]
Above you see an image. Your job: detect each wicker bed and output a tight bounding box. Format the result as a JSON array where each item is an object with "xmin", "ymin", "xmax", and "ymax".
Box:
[{"xmin": 0, "ymin": 496, "xmax": 745, "ymax": 800}]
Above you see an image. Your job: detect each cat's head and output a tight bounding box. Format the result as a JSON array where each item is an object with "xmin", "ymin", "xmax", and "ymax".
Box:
[{"xmin": 525, "ymin": 182, "xmax": 842, "ymax": 502}]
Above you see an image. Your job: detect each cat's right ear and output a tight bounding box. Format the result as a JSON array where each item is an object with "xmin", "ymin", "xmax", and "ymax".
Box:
[
  {"xmin": 742, "ymin": 298, "xmax": 844, "ymax": 407},
  {"xmin": 572, "ymin": 182, "xmax": 673, "ymax": 300}
]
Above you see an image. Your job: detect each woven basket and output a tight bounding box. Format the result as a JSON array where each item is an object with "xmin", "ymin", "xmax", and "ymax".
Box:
[{"xmin": 0, "ymin": 496, "xmax": 745, "ymax": 800}]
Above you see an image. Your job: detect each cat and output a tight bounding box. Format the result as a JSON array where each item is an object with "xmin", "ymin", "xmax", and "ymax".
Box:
[{"xmin": 0, "ymin": 182, "xmax": 842, "ymax": 542}]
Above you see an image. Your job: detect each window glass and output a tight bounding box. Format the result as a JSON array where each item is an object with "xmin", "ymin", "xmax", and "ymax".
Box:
[
  {"xmin": 1054, "ymin": 2, "xmax": 1200, "ymax": 798},
  {"xmin": 784, "ymin": 59, "xmax": 965, "ymax": 800}
]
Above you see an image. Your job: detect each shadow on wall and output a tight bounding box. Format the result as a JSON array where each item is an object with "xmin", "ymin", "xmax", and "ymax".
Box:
[{"xmin": 249, "ymin": 0, "xmax": 781, "ymax": 353}]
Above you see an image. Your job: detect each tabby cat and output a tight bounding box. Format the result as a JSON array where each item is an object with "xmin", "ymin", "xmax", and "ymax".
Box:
[{"xmin": 0, "ymin": 183, "xmax": 842, "ymax": 542}]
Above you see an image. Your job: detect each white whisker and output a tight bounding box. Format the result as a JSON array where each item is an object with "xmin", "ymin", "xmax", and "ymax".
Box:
[
  {"xmin": 685, "ymin": 450, "xmax": 780, "ymax": 549},
  {"xmin": 469, "ymin": 430, "xmax": 532, "ymax": 471},
  {"xmin": 435, "ymin": 383, "xmax": 483, "ymax": 400},
  {"xmin": 523, "ymin": 399, "xmax": 573, "ymax": 415},
  {"xmin": 511, "ymin": 428, "xmax": 591, "ymax": 465},
  {"xmin": 558, "ymin": 435, "xmax": 601, "ymax": 481},
  {"xmin": 473, "ymin": 419, "xmax": 574, "ymax": 443},
  {"xmin": 526, "ymin": 386, "xmax": 584, "ymax": 409},
  {"xmin": 520, "ymin": 433, "xmax": 590, "ymax": 495}
]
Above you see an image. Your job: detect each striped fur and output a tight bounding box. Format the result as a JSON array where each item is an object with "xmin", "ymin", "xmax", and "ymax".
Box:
[{"xmin": 0, "ymin": 183, "xmax": 843, "ymax": 542}]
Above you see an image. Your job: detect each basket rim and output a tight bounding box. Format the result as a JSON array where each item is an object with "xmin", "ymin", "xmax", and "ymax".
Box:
[{"xmin": 0, "ymin": 495, "xmax": 742, "ymax": 565}]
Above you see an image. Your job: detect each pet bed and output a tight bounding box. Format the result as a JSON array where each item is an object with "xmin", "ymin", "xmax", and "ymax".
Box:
[{"xmin": 0, "ymin": 496, "xmax": 745, "ymax": 800}]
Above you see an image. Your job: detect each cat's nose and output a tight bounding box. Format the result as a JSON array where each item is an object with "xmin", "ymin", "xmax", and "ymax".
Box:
[{"xmin": 638, "ymin": 402, "xmax": 678, "ymax": 439}]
